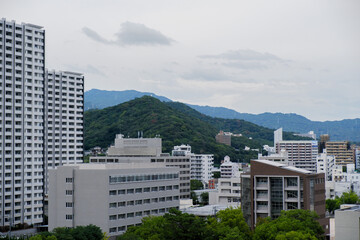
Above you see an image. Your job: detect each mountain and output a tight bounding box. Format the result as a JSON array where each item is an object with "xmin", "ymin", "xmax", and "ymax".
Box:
[
  {"xmin": 84, "ymin": 89, "xmax": 360, "ymax": 142},
  {"xmin": 188, "ymin": 105, "xmax": 360, "ymax": 142},
  {"xmin": 84, "ymin": 96, "xmax": 309, "ymax": 163},
  {"xmin": 84, "ymin": 89, "xmax": 171, "ymax": 110}
]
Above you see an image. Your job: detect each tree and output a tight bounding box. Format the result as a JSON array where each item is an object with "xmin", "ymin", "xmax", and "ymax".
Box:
[
  {"xmin": 117, "ymin": 216, "xmax": 166, "ymax": 240},
  {"xmin": 253, "ymin": 209, "xmax": 324, "ymax": 240},
  {"xmin": 163, "ymin": 208, "xmax": 211, "ymax": 240},
  {"xmin": 326, "ymin": 190, "xmax": 360, "ymax": 214},
  {"xmin": 190, "ymin": 180, "xmax": 204, "ymax": 191},
  {"xmin": 200, "ymin": 192, "xmax": 209, "ymax": 206},
  {"xmin": 339, "ymin": 190, "xmax": 359, "ymax": 204},
  {"xmin": 207, "ymin": 207, "xmax": 251, "ymax": 240},
  {"xmin": 326, "ymin": 198, "xmax": 340, "ymax": 214}
]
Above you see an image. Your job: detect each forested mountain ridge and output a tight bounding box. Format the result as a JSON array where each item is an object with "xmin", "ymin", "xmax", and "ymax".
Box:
[
  {"xmin": 84, "ymin": 89, "xmax": 360, "ymax": 142},
  {"xmin": 84, "ymin": 96, "xmax": 308, "ymax": 163}
]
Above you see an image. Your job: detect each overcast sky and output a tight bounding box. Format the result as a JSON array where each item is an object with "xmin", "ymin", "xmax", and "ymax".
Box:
[{"xmin": 1, "ymin": 0, "xmax": 359, "ymax": 121}]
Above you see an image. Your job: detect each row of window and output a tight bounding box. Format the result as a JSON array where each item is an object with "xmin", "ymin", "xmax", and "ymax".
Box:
[
  {"xmin": 109, "ymin": 185, "xmax": 179, "ymax": 195},
  {"xmin": 109, "ymin": 173, "xmax": 179, "ymax": 184},
  {"xmin": 109, "ymin": 196, "xmax": 179, "ymax": 208}
]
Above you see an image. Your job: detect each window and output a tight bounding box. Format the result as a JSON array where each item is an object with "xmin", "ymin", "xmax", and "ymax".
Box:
[
  {"xmin": 127, "ymin": 189, "xmax": 134, "ymax": 194},
  {"xmin": 127, "ymin": 201, "xmax": 134, "ymax": 206},
  {"xmin": 143, "ymin": 187, "xmax": 150, "ymax": 192},
  {"xmin": 287, "ymin": 178, "xmax": 298, "ymax": 187},
  {"xmin": 159, "ymin": 186, "xmax": 165, "ymax": 191},
  {"xmin": 66, "ymin": 178, "xmax": 73, "ymax": 183},
  {"xmin": 109, "ymin": 227, "xmax": 117, "ymax": 233},
  {"xmin": 109, "ymin": 215, "xmax": 117, "ymax": 220},
  {"xmin": 66, "ymin": 215, "xmax": 73, "ymax": 220},
  {"xmin": 118, "ymin": 202, "xmax": 125, "ymax": 207},
  {"xmin": 151, "ymin": 187, "xmax": 158, "ymax": 192},
  {"xmin": 127, "ymin": 213, "xmax": 134, "ymax": 218},
  {"xmin": 109, "ymin": 202, "xmax": 117, "ymax": 208},
  {"xmin": 109, "ymin": 190, "xmax": 116, "ymax": 196},
  {"xmin": 118, "ymin": 189, "xmax": 125, "ymax": 195},
  {"xmin": 66, "ymin": 202, "xmax": 73, "ymax": 207},
  {"xmin": 135, "ymin": 188, "xmax": 142, "ymax": 193},
  {"xmin": 135, "ymin": 200, "xmax": 142, "ymax": 205},
  {"xmin": 118, "ymin": 214, "xmax": 125, "ymax": 219},
  {"xmin": 65, "ymin": 190, "xmax": 73, "ymax": 195}
]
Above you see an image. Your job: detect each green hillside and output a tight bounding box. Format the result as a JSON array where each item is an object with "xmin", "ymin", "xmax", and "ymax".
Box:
[{"xmin": 84, "ymin": 96, "xmax": 308, "ymax": 163}]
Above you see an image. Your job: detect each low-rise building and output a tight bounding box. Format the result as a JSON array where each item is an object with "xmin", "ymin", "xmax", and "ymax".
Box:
[
  {"xmin": 335, "ymin": 205, "xmax": 360, "ymax": 240},
  {"xmin": 49, "ymin": 163, "xmax": 180, "ymax": 237},
  {"xmin": 209, "ymin": 177, "xmax": 241, "ymax": 207}
]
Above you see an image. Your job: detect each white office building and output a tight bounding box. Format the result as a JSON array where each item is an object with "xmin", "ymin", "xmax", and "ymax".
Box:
[
  {"xmin": 220, "ymin": 156, "xmax": 239, "ymax": 178},
  {"xmin": 172, "ymin": 144, "xmax": 213, "ymax": 184},
  {"xmin": 49, "ymin": 163, "xmax": 180, "ymax": 237},
  {"xmin": 0, "ymin": 19, "xmax": 84, "ymax": 227},
  {"xmin": 90, "ymin": 136, "xmax": 191, "ymax": 199},
  {"xmin": 316, "ymin": 150, "xmax": 335, "ymax": 181}
]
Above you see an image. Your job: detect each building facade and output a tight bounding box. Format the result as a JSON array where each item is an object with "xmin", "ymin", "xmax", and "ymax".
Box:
[
  {"xmin": 172, "ymin": 144, "xmax": 213, "ymax": 184},
  {"xmin": 49, "ymin": 163, "xmax": 180, "ymax": 237},
  {"xmin": 209, "ymin": 177, "xmax": 241, "ymax": 207},
  {"xmin": 215, "ymin": 131, "xmax": 231, "ymax": 146},
  {"xmin": 90, "ymin": 135, "xmax": 191, "ymax": 199},
  {"xmin": 241, "ymin": 160, "xmax": 327, "ymax": 231},
  {"xmin": 0, "ymin": 18, "xmax": 45, "ymax": 226},
  {"xmin": 0, "ymin": 18, "xmax": 84, "ymax": 227},
  {"xmin": 220, "ymin": 156, "xmax": 239, "ymax": 178},
  {"xmin": 44, "ymin": 70, "xmax": 84, "ymax": 193},
  {"xmin": 276, "ymin": 140, "xmax": 318, "ymax": 172},
  {"xmin": 326, "ymin": 141, "xmax": 355, "ymax": 166}
]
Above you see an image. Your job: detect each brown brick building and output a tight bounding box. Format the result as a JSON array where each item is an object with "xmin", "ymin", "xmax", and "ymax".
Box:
[{"xmin": 241, "ymin": 160, "xmax": 328, "ymax": 233}]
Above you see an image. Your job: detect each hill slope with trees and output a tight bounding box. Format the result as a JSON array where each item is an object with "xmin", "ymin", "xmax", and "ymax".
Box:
[{"xmin": 84, "ymin": 96, "xmax": 308, "ymax": 163}]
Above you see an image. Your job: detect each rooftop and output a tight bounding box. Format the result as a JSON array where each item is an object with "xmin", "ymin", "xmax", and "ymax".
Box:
[{"xmin": 253, "ymin": 160, "xmax": 313, "ymax": 174}]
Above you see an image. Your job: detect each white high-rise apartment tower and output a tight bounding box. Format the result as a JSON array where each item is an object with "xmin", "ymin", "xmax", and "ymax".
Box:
[{"xmin": 0, "ymin": 18, "xmax": 84, "ymax": 227}]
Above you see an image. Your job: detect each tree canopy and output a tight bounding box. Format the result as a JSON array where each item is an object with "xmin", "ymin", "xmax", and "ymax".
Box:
[
  {"xmin": 326, "ymin": 190, "xmax": 360, "ymax": 214},
  {"xmin": 253, "ymin": 209, "xmax": 324, "ymax": 240}
]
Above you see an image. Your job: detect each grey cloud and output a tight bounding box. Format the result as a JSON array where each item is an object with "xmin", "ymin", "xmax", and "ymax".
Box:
[
  {"xmin": 82, "ymin": 27, "xmax": 111, "ymax": 44},
  {"xmin": 82, "ymin": 22, "xmax": 173, "ymax": 46},
  {"xmin": 64, "ymin": 64, "xmax": 107, "ymax": 77},
  {"xmin": 199, "ymin": 49, "xmax": 289, "ymax": 70},
  {"xmin": 200, "ymin": 49, "xmax": 285, "ymax": 62},
  {"xmin": 182, "ymin": 69, "xmax": 231, "ymax": 81}
]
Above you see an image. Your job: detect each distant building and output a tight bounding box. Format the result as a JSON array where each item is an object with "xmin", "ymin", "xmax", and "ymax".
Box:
[
  {"xmin": 316, "ymin": 150, "xmax": 335, "ymax": 181},
  {"xmin": 209, "ymin": 177, "xmax": 241, "ymax": 207},
  {"xmin": 319, "ymin": 134, "xmax": 330, "ymax": 153},
  {"xmin": 90, "ymin": 135, "xmax": 191, "ymax": 199},
  {"xmin": 172, "ymin": 144, "xmax": 214, "ymax": 184},
  {"xmin": 241, "ymin": 160, "xmax": 327, "ymax": 232},
  {"xmin": 326, "ymin": 141, "xmax": 355, "ymax": 166},
  {"xmin": 216, "ymin": 130, "xmax": 231, "ymax": 146},
  {"xmin": 276, "ymin": 140, "xmax": 319, "ymax": 172},
  {"xmin": 220, "ymin": 156, "xmax": 240, "ymax": 178},
  {"xmin": 356, "ymin": 148, "xmax": 360, "ymax": 170},
  {"xmin": 49, "ymin": 163, "xmax": 180, "ymax": 237},
  {"xmin": 294, "ymin": 131, "xmax": 317, "ymax": 140},
  {"xmin": 335, "ymin": 205, "xmax": 360, "ymax": 240},
  {"xmin": 274, "ymin": 128, "xmax": 283, "ymax": 146}
]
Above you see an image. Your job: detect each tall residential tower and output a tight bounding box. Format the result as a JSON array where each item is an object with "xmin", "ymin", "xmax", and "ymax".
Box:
[{"xmin": 0, "ymin": 18, "xmax": 84, "ymax": 227}]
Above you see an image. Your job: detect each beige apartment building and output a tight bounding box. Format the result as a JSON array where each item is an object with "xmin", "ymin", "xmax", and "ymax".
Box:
[{"xmin": 325, "ymin": 141, "xmax": 354, "ymax": 166}]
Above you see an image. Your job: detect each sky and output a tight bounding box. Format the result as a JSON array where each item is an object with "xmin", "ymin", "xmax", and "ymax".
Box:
[{"xmin": 1, "ymin": 0, "xmax": 359, "ymax": 121}]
